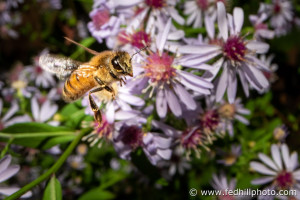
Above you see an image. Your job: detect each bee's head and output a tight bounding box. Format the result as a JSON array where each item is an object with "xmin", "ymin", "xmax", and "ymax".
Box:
[{"xmin": 111, "ymin": 51, "xmax": 133, "ymax": 77}]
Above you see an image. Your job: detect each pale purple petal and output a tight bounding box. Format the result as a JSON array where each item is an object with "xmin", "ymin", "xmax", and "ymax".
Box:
[
  {"xmin": 202, "ymin": 58, "xmax": 224, "ymax": 81},
  {"xmin": 157, "ymin": 149, "xmax": 172, "ymax": 160},
  {"xmin": 251, "ymin": 177, "xmax": 274, "ymax": 185},
  {"xmin": 250, "ymin": 161, "xmax": 277, "ymax": 175},
  {"xmin": 179, "ymin": 77, "xmax": 211, "ymax": 95},
  {"xmin": 2, "ymin": 102, "xmax": 18, "ymax": 123},
  {"xmin": 0, "ymin": 155, "xmax": 11, "ymax": 174},
  {"xmin": 234, "ymin": 114, "xmax": 249, "ymax": 125},
  {"xmin": 281, "ymin": 144, "xmax": 290, "ymax": 170},
  {"xmin": 0, "ymin": 165, "xmax": 20, "ymax": 182},
  {"xmin": 217, "ymin": 2, "xmax": 228, "ymax": 41},
  {"xmin": 271, "ymin": 144, "xmax": 283, "ymax": 170},
  {"xmin": 173, "ymin": 83, "xmax": 196, "ymax": 110},
  {"xmin": 258, "ymin": 153, "xmax": 279, "ymax": 171},
  {"xmin": 118, "ymin": 93, "xmax": 144, "ymax": 106},
  {"xmin": 114, "ymin": 110, "xmax": 139, "ymax": 121},
  {"xmin": 0, "ymin": 99, "xmax": 2, "ymax": 116},
  {"xmin": 178, "ymin": 70, "xmax": 213, "ymax": 88},
  {"xmin": 216, "ymin": 63, "xmax": 228, "ymax": 102},
  {"xmin": 178, "ymin": 45, "xmax": 220, "ymax": 54},
  {"xmin": 178, "ymin": 51, "xmax": 221, "ymax": 66},
  {"xmin": 106, "ymin": 102, "xmax": 115, "ymax": 124},
  {"xmin": 156, "ymin": 89, "xmax": 167, "ymax": 118},
  {"xmin": 227, "ymin": 69, "xmax": 237, "ymax": 103},
  {"xmin": 242, "ymin": 64, "xmax": 269, "ymax": 90},
  {"xmin": 165, "ymin": 88, "xmax": 182, "ymax": 117},
  {"xmin": 31, "ymin": 98, "xmax": 40, "ymax": 121},
  {"xmin": 246, "ymin": 41, "xmax": 269, "ymax": 54},
  {"xmin": 233, "ymin": 7, "xmax": 244, "ymax": 33},
  {"xmin": 40, "ymin": 100, "xmax": 58, "ymax": 122},
  {"xmin": 114, "ymin": 0, "xmax": 142, "ymax": 7},
  {"xmin": 157, "ymin": 18, "xmax": 171, "ymax": 53},
  {"xmin": 205, "ymin": 15, "xmax": 215, "ymax": 39},
  {"xmin": 290, "ymin": 152, "xmax": 298, "ymax": 171},
  {"xmin": 167, "ymin": 7, "xmax": 185, "ymax": 25},
  {"xmin": 293, "ymin": 169, "xmax": 300, "ymax": 181}
]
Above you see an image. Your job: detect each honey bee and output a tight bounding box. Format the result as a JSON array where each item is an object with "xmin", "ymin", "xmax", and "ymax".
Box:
[{"xmin": 39, "ymin": 37, "xmax": 144, "ymax": 124}]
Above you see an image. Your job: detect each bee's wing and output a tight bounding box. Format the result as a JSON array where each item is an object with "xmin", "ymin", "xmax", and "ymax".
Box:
[{"xmin": 39, "ymin": 54, "xmax": 82, "ymax": 80}]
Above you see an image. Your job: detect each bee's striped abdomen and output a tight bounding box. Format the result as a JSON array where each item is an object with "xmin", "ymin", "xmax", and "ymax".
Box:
[{"xmin": 62, "ymin": 65, "xmax": 97, "ymax": 102}]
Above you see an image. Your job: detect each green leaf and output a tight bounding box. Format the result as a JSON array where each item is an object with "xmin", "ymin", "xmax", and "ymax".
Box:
[
  {"xmin": 99, "ymin": 170, "xmax": 127, "ymax": 190},
  {"xmin": 79, "ymin": 188, "xmax": 115, "ymax": 200},
  {"xmin": 1, "ymin": 122, "xmax": 71, "ymax": 133},
  {"xmin": 43, "ymin": 175, "xmax": 62, "ymax": 200},
  {"xmin": 0, "ymin": 123, "xmax": 74, "ymax": 148}
]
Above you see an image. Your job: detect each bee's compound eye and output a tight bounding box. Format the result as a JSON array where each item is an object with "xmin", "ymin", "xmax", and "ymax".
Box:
[{"xmin": 112, "ymin": 56, "xmax": 123, "ymax": 71}]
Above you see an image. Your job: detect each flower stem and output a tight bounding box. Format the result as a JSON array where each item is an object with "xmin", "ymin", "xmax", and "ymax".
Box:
[
  {"xmin": 0, "ymin": 131, "xmax": 75, "ymax": 138},
  {"xmin": 4, "ymin": 128, "xmax": 91, "ymax": 200}
]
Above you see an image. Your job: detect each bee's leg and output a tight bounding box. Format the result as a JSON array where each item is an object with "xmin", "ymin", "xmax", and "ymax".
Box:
[
  {"xmin": 89, "ymin": 87, "xmax": 104, "ymax": 124},
  {"xmin": 94, "ymin": 76, "xmax": 116, "ymax": 99}
]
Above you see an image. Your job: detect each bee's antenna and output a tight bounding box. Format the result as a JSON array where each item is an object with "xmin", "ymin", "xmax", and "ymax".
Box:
[
  {"xmin": 130, "ymin": 45, "xmax": 149, "ymax": 63},
  {"xmin": 64, "ymin": 37, "xmax": 99, "ymax": 55}
]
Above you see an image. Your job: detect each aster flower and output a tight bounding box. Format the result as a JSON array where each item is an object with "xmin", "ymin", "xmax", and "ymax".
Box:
[
  {"xmin": 250, "ymin": 143, "xmax": 300, "ymax": 199},
  {"xmin": 0, "ymin": 99, "xmax": 30, "ymax": 130},
  {"xmin": 198, "ymin": 95, "xmax": 223, "ymax": 137},
  {"xmin": 111, "ymin": 0, "xmax": 185, "ymax": 27},
  {"xmin": 127, "ymin": 18, "xmax": 213, "ymax": 118},
  {"xmin": 152, "ymin": 120, "xmax": 211, "ymax": 159},
  {"xmin": 211, "ymin": 173, "xmax": 249, "ymax": 200},
  {"xmin": 81, "ymin": 114, "xmax": 114, "ymax": 147},
  {"xmin": 184, "ymin": 0, "xmax": 226, "ymax": 28},
  {"xmin": 0, "ymin": 155, "xmax": 32, "ymax": 198},
  {"xmin": 217, "ymin": 144, "xmax": 241, "ymax": 166},
  {"xmin": 218, "ymin": 98, "xmax": 250, "ymax": 137},
  {"xmin": 113, "ymin": 118, "xmax": 173, "ymax": 165},
  {"xmin": 259, "ymin": 0, "xmax": 293, "ymax": 36},
  {"xmin": 67, "ymin": 155, "xmax": 86, "ymax": 170},
  {"xmin": 259, "ymin": 54, "xmax": 278, "ymax": 84},
  {"xmin": 157, "ymin": 147, "xmax": 191, "ymax": 178},
  {"xmin": 178, "ymin": 2, "xmax": 270, "ymax": 103},
  {"xmin": 273, "ymin": 125, "xmax": 289, "ymax": 143},
  {"xmin": 30, "ymin": 97, "xmax": 59, "ymax": 125},
  {"xmin": 88, "ymin": 2, "xmax": 125, "ymax": 44},
  {"xmin": 249, "ymin": 13, "xmax": 275, "ymax": 40}
]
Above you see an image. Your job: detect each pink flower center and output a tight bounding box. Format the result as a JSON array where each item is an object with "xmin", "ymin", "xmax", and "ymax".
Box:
[
  {"xmin": 119, "ymin": 125, "xmax": 143, "ymax": 149},
  {"xmin": 274, "ymin": 2, "xmax": 281, "ymax": 14},
  {"xmin": 94, "ymin": 115, "xmax": 112, "ymax": 139},
  {"xmin": 35, "ymin": 66, "xmax": 43, "ymax": 74},
  {"xmin": 223, "ymin": 36, "xmax": 246, "ymax": 62},
  {"xmin": 92, "ymin": 9, "xmax": 110, "ymax": 30},
  {"xmin": 144, "ymin": 52, "xmax": 176, "ymax": 83},
  {"xmin": 276, "ymin": 171, "xmax": 294, "ymax": 189},
  {"xmin": 200, "ymin": 109, "xmax": 220, "ymax": 134},
  {"xmin": 131, "ymin": 31, "xmax": 151, "ymax": 49},
  {"xmin": 196, "ymin": 0, "xmax": 208, "ymax": 10},
  {"xmin": 181, "ymin": 127, "xmax": 204, "ymax": 149},
  {"xmin": 145, "ymin": 0, "xmax": 165, "ymax": 8}
]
